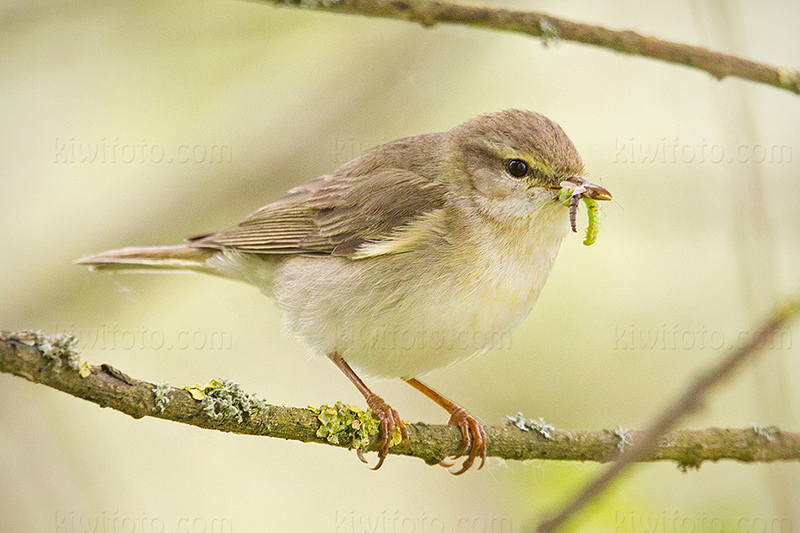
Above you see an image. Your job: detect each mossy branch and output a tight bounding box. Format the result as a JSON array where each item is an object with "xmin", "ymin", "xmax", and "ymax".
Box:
[
  {"xmin": 250, "ymin": 0, "xmax": 800, "ymax": 95},
  {"xmin": 2, "ymin": 328, "xmax": 799, "ymax": 469}
]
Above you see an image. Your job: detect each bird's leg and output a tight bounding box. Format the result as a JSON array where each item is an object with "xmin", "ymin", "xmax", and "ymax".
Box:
[
  {"xmin": 327, "ymin": 352, "xmax": 409, "ymax": 470},
  {"xmin": 403, "ymin": 378, "xmax": 487, "ymax": 474}
]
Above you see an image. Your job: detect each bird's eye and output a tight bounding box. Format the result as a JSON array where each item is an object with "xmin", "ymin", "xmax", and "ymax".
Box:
[{"xmin": 505, "ymin": 159, "xmax": 529, "ymax": 178}]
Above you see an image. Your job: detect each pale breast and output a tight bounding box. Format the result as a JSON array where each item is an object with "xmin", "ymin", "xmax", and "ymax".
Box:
[{"xmin": 271, "ymin": 203, "xmax": 569, "ymax": 378}]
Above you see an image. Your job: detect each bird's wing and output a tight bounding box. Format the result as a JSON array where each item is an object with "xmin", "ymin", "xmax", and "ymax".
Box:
[{"xmin": 192, "ymin": 170, "xmax": 447, "ymax": 258}]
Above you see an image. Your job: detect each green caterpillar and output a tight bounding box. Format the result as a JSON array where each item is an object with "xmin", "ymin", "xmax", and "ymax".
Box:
[
  {"xmin": 582, "ymin": 197, "xmax": 600, "ymax": 246},
  {"xmin": 559, "ymin": 188, "xmax": 602, "ymax": 246}
]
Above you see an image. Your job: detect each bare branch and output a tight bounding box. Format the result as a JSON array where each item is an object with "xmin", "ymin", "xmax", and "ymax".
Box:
[
  {"xmin": 2, "ymin": 326, "xmax": 799, "ymax": 470},
  {"xmin": 249, "ymin": 0, "xmax": 800, "ymax": 95},
  {"xmin": 538, "ymin": 296, "xmax": 800, "ymax": 532}
]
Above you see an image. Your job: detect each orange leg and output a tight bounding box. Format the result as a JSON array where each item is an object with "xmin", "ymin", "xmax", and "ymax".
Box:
[
  {"xmin": 404, "ymin": 377, "xmax": 487, "ymax": 474},
  {"xmin": 327, "ymin": 352, "xmax": 409, "ymax": 470}
]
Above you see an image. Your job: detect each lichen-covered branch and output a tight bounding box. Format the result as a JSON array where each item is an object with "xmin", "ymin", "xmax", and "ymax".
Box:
[
  {"xmin": 249, "ymin": 0, "xmax": 800, "ymax": 95},
  {"xmin": 2, "ymin": 329, "xmax": 800, "ymax": 469}
]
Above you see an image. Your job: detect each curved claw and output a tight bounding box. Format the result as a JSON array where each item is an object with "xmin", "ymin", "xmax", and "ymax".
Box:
[
  {"xmin": 365, "ymin": 393, "xmax": 409, "ymax": 470},
  {"xmin": 355, "ymin": 448, "xmax": 369, "ymax": 464},
  {"xmin": 446, "ymin": 407, "xmax": 487, "ymax": 475}
]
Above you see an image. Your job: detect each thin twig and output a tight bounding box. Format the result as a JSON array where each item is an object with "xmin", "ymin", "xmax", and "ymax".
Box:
[
  {"xmin": 538, "ymin": 296, "xmax": 800, "ymax": 533},
  {"xmin": 2, "ymin": 326, "xmax": 799, "ymax": 469},
  {"xmin": 250, "ymin": 0, "xmax": 800, "ymax": 95}
]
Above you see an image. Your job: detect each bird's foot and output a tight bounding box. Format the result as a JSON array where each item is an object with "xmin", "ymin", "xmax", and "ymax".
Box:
[
  {"xmin": 442, "ymin": 406, "xmax": 487, "ymax": 475},
  {"xmin": 364, "ymin": 393, "xmax": 409, "ymax": 470}
]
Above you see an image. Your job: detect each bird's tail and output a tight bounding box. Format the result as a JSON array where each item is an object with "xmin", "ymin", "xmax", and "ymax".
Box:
[{"xmin": 75, "ymin": 244, "xmax": 219, "ymax": 275}]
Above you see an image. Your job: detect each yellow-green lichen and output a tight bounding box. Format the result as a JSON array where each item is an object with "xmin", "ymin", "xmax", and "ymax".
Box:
[
  {"xmin": 315, "ymin": 402, "xmax": 403, "ymax": 450},
  {"xmin": 185, "ymin": 379, "xmax": 266, "ymax": 422},
  {"xmin": 77, "ymin": 358, "xmax": 91, "ymax": 377},
  {"xmin": 182, "ymin": 384, "xmax": 207, "ymax": 401}
]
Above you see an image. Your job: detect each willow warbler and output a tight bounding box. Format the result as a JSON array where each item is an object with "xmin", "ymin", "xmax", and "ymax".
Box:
[{"xmin": 76, "ymin": 109, "xmax": 611, "ymax": 473}]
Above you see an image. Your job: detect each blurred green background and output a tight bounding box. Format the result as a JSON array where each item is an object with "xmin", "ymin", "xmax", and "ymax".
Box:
[{"xmin": 2, "ymin": 0, "xmax": 799, "ymax": 531}]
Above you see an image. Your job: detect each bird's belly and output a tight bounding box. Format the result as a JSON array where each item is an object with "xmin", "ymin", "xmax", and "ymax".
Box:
[
  {"xmin": 273, "ymin": 246, "xmax": 558, "ymax": 378},
  {"xmin": 343, "ymin": 286, "xmax": 532, "ymax": 378}
]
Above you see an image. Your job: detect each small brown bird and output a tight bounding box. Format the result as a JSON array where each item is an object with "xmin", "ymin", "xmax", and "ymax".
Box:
[{"xmin": 77, "ymin": 110, "xmax": 611, "ymax": 473}]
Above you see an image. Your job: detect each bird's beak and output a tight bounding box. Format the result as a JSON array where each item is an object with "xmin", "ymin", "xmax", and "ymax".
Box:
[{"xmin": 562, "ymin": 176, "xmax": 612, "ymax": 201}]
